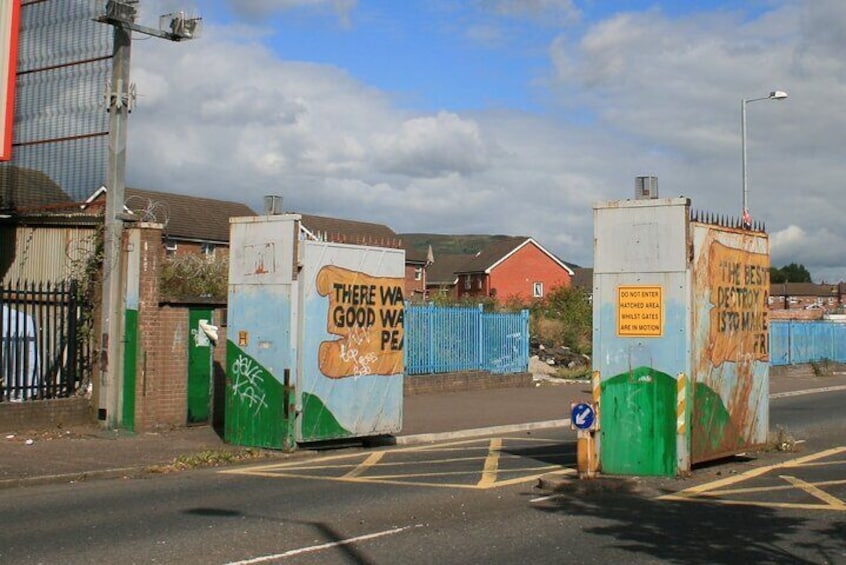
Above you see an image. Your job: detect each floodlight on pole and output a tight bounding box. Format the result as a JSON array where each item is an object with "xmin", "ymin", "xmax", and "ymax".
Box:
[{"xmin": 741, "ymin": 90, "xmax": 788, "ymax": 227}]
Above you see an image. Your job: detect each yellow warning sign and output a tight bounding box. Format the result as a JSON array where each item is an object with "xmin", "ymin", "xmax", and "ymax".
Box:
[{"xmin": 617, "ymin": 286, "xmax": 663, "ymax": 337}]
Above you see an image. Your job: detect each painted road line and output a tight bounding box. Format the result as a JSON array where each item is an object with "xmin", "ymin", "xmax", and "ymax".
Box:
[
  {"xmin": 343, "ymin": 451, "xmax": 384, "ymax": 479},
  {"xmin": 478, "ymin": 438, "xmax": 502, "ymax": 488},
  {"xmin": 659, "ymin": 446, "xmax": 846, "ymax": 500},
  {"xmin": 770, "ymin": 384, "xmax": 846, "ymax": 399},
  {"xmin": 697, "ymin": 478, "xmax": 846, "ymax": 497},
  {"xmin": 658, "ymin": 446, "xmax": 846, "ymax": 511},
  {"xmin": 779, "ymin": 475, "xmax": 846, "ymax": 509},
  {"xmin": 224, "ymin": 524, "xmax": 422, "ymax": 565}
]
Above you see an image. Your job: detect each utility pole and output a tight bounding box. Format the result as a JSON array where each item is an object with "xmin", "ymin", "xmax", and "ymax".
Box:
[{"xmin": 95, "ymin": 1, "xmax": 201, "ymax": 428}]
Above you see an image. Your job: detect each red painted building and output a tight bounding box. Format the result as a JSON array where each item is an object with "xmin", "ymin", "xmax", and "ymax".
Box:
[{"xmin": 428, "ymin": 237, "xmax": 574, "ymax": 304}]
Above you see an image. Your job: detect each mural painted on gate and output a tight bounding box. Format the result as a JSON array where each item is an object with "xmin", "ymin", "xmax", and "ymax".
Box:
[
  {"xmin": 707, "ymin": 241, "xmax": 769, "ymax": 365},
  {"xmin": 692, "ymin": 226, "xmax": 769, "ymax": 462},
  {"xmin": 316, "ymin": 265, "xmax": 404, "ymax": 379}
]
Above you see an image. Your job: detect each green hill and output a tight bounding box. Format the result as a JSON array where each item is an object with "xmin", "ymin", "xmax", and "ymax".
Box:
[{"xmin": 400, "ymin": 233, "xmax": 519, "ymax": 256}]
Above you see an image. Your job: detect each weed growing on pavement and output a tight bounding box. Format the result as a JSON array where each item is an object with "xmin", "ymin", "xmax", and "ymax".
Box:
[
  {"xmin": 809, "ymin": 358, "xmax": 833, "ymax": 377},
  {"xmin": 766, "ymin": 426, "xmax": 797, "ymax": 452},
  {"xmin": 147, "ymin": 448, "xmax": 265, "ymax": 473}
]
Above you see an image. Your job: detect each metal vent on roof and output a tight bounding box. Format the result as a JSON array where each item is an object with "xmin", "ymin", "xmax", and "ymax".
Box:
[
  {"xmin": 264, "ymin": 195, "xmax": 283, "ymax": 215},
  {"xmin": 635, "ymin": 176, "xmax": 658, "ymax": 199}
]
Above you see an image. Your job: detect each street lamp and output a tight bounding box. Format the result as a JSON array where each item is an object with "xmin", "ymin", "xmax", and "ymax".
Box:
[{"xmin": 741, "ymin": 90, "xmax": 787, "ymax": 227}]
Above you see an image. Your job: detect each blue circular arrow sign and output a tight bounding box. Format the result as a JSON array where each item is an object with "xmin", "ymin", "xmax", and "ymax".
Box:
[{"xmin": 571, "ymin": 402, "xmax": 595, "ymax": 430}]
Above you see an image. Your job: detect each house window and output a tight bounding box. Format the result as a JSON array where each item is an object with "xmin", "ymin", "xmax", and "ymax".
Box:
[
  {"xmin": 476, "ymin": 276, "xmax": 482, "ymax": 290},
  {"xmin": 201, "ymin": 242, "xmax": 215, "ymax": 256},
  {"xmin": 414, "ymin": 267, "xmax": 423, "ymax": 281},
  {"xmin": 165, "ymin": 239, "xmax": 177, "ymax": 257},
  {"xmin": 533, "ymin": 282, "xmax": 544, "ymax": 298},
  {"xmin": 464, "ymin": 275, "xmax": 471, "ymax": 290}
]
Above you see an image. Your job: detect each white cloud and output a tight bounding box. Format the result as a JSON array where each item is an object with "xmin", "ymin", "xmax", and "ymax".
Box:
[
  {"xmin": 122, "ymin": 1, "xmax": 846, "ymax": 281},
  {"xmin": 372, "ymin": 112, "xmax": 491, "ymax": 177},
  {"xmin": 223, "ymin": 0, "xmax": 356, "ymax": 23},
  {"xmin": 481, "ymin": 0, "xmax": 580, "ymax": 25}
]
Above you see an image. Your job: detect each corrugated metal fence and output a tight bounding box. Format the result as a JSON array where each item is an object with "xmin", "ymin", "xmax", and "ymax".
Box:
[
  {"xmin": 770, "ymin": 320, "xmax": 846, "ymax": 366},
  {"xmin": 405, "ymin": 304, "xmax": 530, "ymax": 375}
]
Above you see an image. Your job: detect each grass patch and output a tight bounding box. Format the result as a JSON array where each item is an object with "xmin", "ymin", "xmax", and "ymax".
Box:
[{"xmin": 147, "ymin": 448, "xmax": 266, "ymax": 474}]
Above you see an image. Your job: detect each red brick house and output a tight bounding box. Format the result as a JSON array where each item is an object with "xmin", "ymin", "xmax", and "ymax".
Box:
[
  {"xmin": 426, "ymin": 237, "xmax": 574, "ymax": 304},
  {"xmin": 768, "ymin": 282, "xmax": 845, "ymax": 320}
]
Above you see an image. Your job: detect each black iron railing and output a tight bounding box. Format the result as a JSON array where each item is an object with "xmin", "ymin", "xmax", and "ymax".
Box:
[{"xmin": 0, "ymin": 280, "xmax": 93, "ymax": 401}]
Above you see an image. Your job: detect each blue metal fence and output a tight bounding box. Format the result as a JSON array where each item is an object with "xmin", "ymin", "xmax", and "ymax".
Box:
[
  {"xmin": 770, "ymin": 320, "xmax": 846, "ymax": 366},
  {"xmin": 404, "ymin": 304, "xmax": 530, "ymax": 375}
]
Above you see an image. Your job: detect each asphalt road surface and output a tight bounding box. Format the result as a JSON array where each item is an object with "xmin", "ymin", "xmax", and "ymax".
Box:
[{"xmin": 1, "ymin": 390, "xmax": 844, "ymax": 564}]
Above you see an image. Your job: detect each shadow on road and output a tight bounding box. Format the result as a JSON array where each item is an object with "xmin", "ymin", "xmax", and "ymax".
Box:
[
  {"xmin": 183, "ymin": 507, "xmax": 375, "ymax": 564},
  {"xmin": 531, "ymin": 478, "xmax": 846, "ymax": 564}
]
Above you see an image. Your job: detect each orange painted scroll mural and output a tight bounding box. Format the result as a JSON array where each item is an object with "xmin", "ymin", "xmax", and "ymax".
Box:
[
  {"xmin": 316, "ymin": 265, "xmax": 405, "ymax": 379},
  {"xmin": 707, "ymin": 241, "xmax": 769, "ymax": 365}
]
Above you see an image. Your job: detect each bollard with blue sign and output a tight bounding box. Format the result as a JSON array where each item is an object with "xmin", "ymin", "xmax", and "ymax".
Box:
[{"xmin": 571, "ymin": 401, "xmax": 599, "ymax": 479}]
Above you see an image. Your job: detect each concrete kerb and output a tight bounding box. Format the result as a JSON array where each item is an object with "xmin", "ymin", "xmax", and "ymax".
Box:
[{"xmin": 0, "ymin": 467, "xmax": 147, "ymax": 490}]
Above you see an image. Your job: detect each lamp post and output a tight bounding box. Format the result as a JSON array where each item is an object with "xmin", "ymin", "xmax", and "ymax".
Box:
[{"xmin": 741, "ymin": 90, "xmax": 787, "ymax": 226}]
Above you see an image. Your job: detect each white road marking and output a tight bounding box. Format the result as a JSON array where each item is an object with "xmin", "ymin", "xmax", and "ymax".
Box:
[
  {"xmin": 224, "ymin": 524, "xmax": 422, "ymax": 564},
  {"xmin": 770, "ymin": 384, "xmax": 846, "ymax": 399}
]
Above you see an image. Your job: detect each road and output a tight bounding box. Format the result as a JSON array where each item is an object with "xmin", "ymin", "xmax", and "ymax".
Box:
[{"xmin": 1, "ymin": 390, "xmax": 844, "ymax": 564}]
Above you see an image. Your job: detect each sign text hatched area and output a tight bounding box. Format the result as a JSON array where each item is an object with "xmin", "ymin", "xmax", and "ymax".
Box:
[{"xmin": 617, "ymin": 285, "xmax": 663, "ymax": 337}]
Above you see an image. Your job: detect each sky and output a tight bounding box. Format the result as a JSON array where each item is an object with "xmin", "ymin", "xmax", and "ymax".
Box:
[{"xmin": 123, "ymin": 0, "xmax": 846, "ymax": 282}]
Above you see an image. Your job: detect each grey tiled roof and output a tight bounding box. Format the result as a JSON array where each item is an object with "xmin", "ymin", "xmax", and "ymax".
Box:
[
  {"xmin": 124, "ymin": 188, "xmax": 256, "ymax": 243},
  {"xmin": 298, "ymin": 213, "xmax": 403, "ymax": 249},
  {"xmin": 0, "ymin": 166, "xmax": 72, "ymax": 211}
]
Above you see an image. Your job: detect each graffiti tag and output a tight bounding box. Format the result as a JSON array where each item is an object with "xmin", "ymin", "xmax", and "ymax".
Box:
[{"xmin": 230, "ymin": 354, "xmax": 269, "ymax": 414}]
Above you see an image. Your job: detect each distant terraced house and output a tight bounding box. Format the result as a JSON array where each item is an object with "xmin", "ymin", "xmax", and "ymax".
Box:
[{"xmin": 421, "ymin": 235, "xmax": 575, "ymax": 304}]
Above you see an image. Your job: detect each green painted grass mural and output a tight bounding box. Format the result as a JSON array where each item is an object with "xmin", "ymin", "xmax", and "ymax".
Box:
[
  {"xmin": 300, "ymin": 392, "xmax": 353, "ymax": 442},
  {"xmin": 692, "ymin": 382, "xmax": 741, "ymax": 461}
]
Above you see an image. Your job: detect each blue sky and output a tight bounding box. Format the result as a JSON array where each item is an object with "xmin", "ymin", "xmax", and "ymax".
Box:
[{"xmin": 128, "ymin": 1, "xmax": 846, "ymax": 281}]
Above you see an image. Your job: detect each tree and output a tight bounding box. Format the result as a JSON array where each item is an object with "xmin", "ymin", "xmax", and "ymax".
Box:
[{"xmin": 770, "ymin": 263, "xmax": 812, "ymax": 283}]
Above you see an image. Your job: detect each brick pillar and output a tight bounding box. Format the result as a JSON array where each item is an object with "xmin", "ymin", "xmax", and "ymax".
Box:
[{"xmin": 125, "ymin": 222, "xmax": 187, "ymax": 430}]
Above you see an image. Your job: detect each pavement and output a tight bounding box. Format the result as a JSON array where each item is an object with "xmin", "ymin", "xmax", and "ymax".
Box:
[{"xmin": 2, "ymin": 371, "xmax": 846, "ymax": 489}]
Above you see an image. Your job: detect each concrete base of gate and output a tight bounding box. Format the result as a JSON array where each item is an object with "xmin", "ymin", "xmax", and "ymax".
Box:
[{"xmin": 404, "ymin": 371, "xmax": 533, "ymax": 396}]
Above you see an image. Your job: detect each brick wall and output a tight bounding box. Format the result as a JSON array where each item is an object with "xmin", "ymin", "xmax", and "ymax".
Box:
[
  {"xmin": 129, "ymin": 225, "xmax": 228, "ymax": 431},
  {"xmin": 404, "ymin": 371, "xmax": 533, "ymax": 395},
  {"xmin": 0, "ymin": 398, "xmax": 92, "ymax": 432}
]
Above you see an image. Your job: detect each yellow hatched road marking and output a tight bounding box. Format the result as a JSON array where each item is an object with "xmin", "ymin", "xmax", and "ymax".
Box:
[
  {"xmin": 478, "ymin": 439, "xmax": 502, "ymax": 488},
  {"xmin": 779, "ymin": 475, "xmax": 846, "ymax": 509},
  {"xmin": 702, "ymin": 477, "xmax": 846, "ymax": 497},
  {"xmin": 343, "ymin": 452, "xmax": 384, "ymax": 479},
  {"xmin": 657, "ymin": 446, "xmax": 846, "ymax": 511},
  {"xmin": 220, "ymin": 435, "xmax": 573, "ymax": 490},
  {"xmin": 659, "ymin": 446, "xmax": 846, "ymax": 499}
]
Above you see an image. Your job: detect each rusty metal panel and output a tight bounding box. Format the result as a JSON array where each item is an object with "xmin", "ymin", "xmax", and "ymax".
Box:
[
  {"xmin": 690, "ymin": 222, "xmax": 769, "ymax": 463},
  {"xmin": 593, "ymin": 198, "xmax": 691, "ymax": 476},
  {"xmin": 297, "ymin": 240, "xmax": 404, "ymax": 442}
]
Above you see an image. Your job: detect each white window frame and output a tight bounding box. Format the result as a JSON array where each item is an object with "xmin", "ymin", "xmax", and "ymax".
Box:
[{"xmin": 533, "ymin": 282, "xmax": 544, "ymax": 298}]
